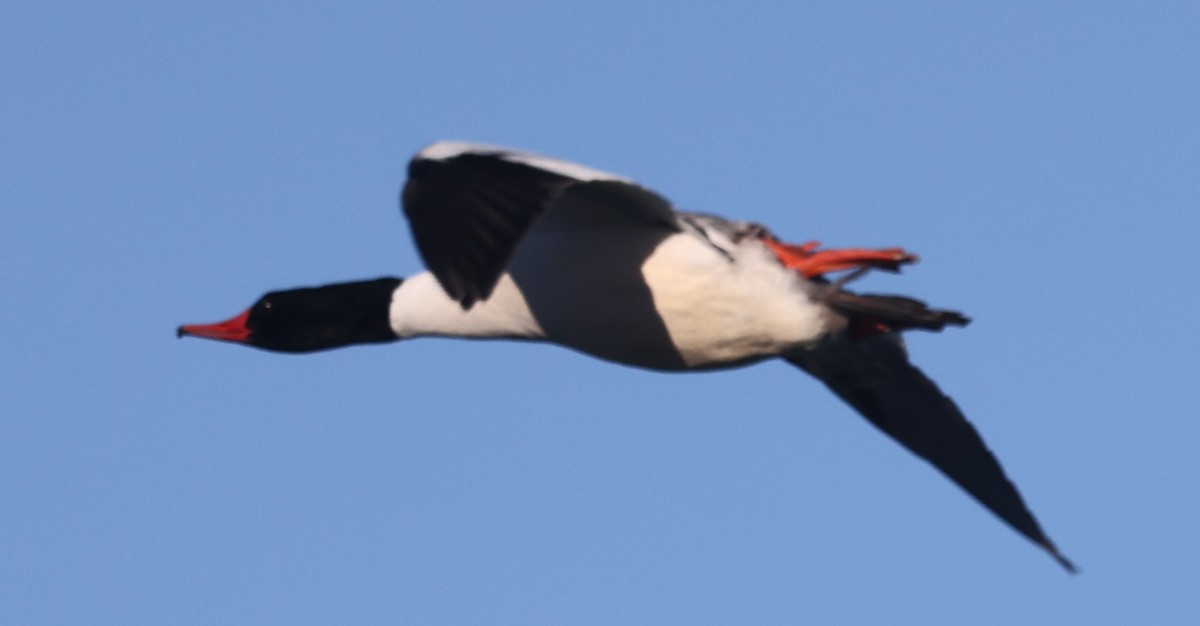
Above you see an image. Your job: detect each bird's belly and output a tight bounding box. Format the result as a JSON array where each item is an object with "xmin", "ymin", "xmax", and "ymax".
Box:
[{"xmin": 509, "ymin": 229, "xmax": 830, "ymax": 371}]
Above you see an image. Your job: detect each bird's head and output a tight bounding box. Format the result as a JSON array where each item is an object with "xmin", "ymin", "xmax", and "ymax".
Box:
[{"xmin": 178, "ymin": 277, "xmax": 403, "ymax": 353}]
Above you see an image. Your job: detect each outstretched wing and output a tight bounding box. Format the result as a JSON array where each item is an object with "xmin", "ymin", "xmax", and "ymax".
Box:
[
  {"xmin": 401, "ymin": 141, "xmax": 677, "ymax": 308},
  {"xmin": 786, "ymin": 335, "xmax": 1075, "ymax": 572}
]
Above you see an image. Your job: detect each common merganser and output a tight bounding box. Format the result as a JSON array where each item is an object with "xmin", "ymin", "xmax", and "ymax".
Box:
[{"xmin": 179, "ymin": 141, "xmax": 1074, "ymax": 571}]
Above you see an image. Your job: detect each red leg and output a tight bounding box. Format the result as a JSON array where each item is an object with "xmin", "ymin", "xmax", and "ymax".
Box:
[{"xmin": 763, "ymin": 239, "xmax": 918, "ymax": 279}]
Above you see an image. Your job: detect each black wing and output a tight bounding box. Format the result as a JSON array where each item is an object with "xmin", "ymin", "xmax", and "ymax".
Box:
[
  {"xmin": 786, "ymin": 335, "xmax": 1075, "ymax": 572},
  {"xmin": 401, "ymin": 141, "xmax": 675, "ymax": 308}
]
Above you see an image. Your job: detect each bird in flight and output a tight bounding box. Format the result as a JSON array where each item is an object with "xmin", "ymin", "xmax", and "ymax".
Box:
[{"xmin": 179, "ymin": 141, "xmax": 1074, "ymax": 571}]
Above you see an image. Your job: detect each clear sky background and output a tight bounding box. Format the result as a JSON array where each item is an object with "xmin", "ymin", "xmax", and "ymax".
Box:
[{"xmin": 3, "ymin": 1, "xmax": 1198, "ymax": 624}]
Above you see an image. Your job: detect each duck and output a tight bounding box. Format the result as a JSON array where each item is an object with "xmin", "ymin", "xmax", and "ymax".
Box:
[{"xmin": 178, "ymin": 140, "xmax": 1074, "ymax": 571}]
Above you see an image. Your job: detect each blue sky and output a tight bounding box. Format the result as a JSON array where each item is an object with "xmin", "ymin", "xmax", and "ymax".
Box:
[{"xmin": 3, "ymin": 1, "xmax": 1198, "ymax": 623}]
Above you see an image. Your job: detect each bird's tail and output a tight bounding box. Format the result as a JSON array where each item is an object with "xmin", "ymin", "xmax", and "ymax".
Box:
[{"xmin": 817, "ymin": 289, "xmax": 970, "ymax": 340}]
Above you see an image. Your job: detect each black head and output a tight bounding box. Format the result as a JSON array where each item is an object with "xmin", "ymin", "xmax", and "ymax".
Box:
[{"xmin": 178, "ymin": 277, "xmax": 403, "ymax": 353}]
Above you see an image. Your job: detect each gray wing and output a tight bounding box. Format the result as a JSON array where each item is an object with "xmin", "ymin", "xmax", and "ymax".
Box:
[
  {"xmin": 402, "ymin": 141, "xmax": 678, "ymax": 308},
  {"xmin": 786, "ymin": 334, "xmax": 1075, "ymax": 572}
]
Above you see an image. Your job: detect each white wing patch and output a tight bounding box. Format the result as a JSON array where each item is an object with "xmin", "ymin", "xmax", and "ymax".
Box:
[{"xmin": 417, "ymin": 141, "xmax": 632, "ymax": 184}]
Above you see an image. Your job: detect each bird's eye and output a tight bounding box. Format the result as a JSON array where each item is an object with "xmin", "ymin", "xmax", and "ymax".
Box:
[{"xmin": 262, "ymin": 300, "xmax": 273, "ymax": 310}]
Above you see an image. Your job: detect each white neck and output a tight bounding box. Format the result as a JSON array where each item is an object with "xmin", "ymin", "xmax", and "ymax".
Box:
[{"xmin": 388, "ymin": 272, "xmax": 545, "ymax": 340}]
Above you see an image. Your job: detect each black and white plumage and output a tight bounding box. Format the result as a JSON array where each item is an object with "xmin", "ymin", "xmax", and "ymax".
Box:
[{"xmin": 179, "ymin": 140, "xmax": 1074, "ymax": 571}]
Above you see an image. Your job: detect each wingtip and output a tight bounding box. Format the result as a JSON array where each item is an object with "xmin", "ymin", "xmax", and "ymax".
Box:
[
  {"xmin": 1053, "ymin": 551, "xmax": 1079, "ymax": 574},
  {"xmin": 1040, "ymin": 540, "xmax": 1078, "ymax": 574}
]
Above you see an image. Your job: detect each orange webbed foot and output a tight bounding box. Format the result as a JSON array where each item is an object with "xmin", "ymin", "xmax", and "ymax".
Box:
[{"xmin": 763, "ymin": 238, "xmax": 918, "ymax": 279}]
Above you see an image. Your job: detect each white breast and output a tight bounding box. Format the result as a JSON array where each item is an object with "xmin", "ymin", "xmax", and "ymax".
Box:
[{"xmin": 389, "ymin": 273, "xmax": 544, "ymax": 340}]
